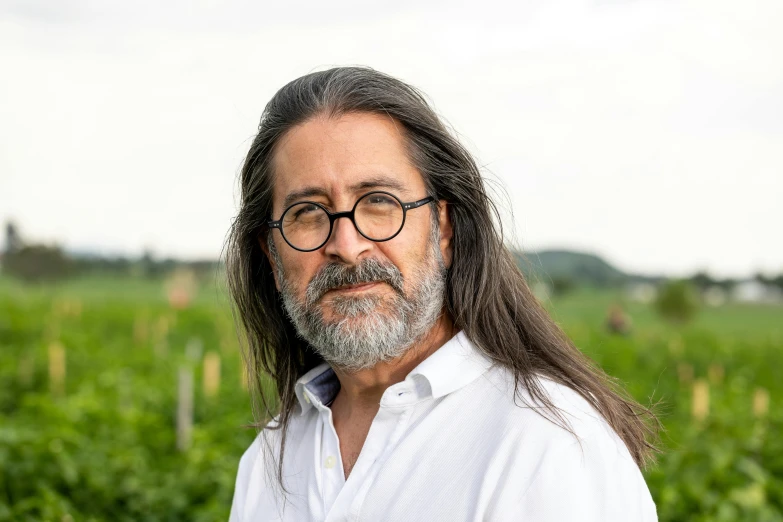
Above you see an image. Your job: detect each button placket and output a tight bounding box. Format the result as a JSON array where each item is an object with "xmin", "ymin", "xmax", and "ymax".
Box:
[
  {"xmin": 324, "ymin": 455, "xmax": 336, "ymax": 469},
  {"xmin": 314, "ymin": 400, "xmax": 345, "ymax": 516}
]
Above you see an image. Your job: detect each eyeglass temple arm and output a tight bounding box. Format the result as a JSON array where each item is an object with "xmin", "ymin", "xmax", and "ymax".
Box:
[{"xmin": 402, "ymin": 196, "xmax": 435, "ymax": 210}]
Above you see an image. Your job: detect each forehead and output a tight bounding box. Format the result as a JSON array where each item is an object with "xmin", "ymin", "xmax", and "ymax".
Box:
[{"xmin": 270, "ymin": 112, "xmax": 426, "ymax": 213}]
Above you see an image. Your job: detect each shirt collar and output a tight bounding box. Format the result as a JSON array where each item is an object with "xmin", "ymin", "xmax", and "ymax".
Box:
[
  {"xmin": 294, "ymin": 362, "xmax": 337, "ymax": 415},
  {"xmin": 293, "ymin": 330, "xmax": 494, "ymax": 415},
  {"xmin": 407, "ymin": 330, "xmax": 494, "ymax": 399}
]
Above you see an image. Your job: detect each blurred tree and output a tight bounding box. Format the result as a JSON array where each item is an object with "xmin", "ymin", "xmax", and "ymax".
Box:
[
  {"xmin": 550, "ymin": 276, "xmax": 575, "ymax": 296},
  {"xmin": 690, "ymin": 271, "xmax": 715, "ymax": 291},
  {"xmin": 655, "ymin": 279, "xmax": 699, "ymax": 323},
  {"xmin": 140, "ymin": 248, "xmax": 161, "ymax": 278},
  {"xmin": 714, "ymin": 277, "xmax": 737, "ymax": 292},
  {"xmin": 4, "ymin": 220, "xmax": 23, "ymax": 254},
  {"xmin": 754, "ymin": 272, "xmax": 774, "ymax": 286},
  {"xmin": 3, "ymin": 244, "xmax": 74, "ymax": 282}
]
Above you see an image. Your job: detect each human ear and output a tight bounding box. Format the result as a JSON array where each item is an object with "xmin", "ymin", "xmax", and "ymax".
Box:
[
  {"xmin": 259, "ymin": 232, "xmax": 282, "ymax": 291},
  {"xmin": 437, "ymin": 200, "xmax": 454, "ymax": 268}
]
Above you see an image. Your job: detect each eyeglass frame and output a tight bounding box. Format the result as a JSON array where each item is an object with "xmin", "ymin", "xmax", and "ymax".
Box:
[{"xmin": 267, "ymin": 190, "xmax": 436, "ymax": 252}]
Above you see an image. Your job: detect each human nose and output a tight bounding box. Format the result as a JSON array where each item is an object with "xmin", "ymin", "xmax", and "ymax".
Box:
[{"xmin": 322, "ymin": 215, "xmax": 373, "ymax": 263}]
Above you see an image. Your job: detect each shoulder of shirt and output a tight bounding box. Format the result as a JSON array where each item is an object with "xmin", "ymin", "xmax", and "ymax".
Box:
[
  {"xmin": 234, "ymin": 415, "xmax": 284, "ymax": 477},
  {"xmin": 477, "ymin": 365, "xmax": 627, "ymax": 449},
  {"xmin": 235, "ymin": 428, "xmax": 263, "ymax": 476}
]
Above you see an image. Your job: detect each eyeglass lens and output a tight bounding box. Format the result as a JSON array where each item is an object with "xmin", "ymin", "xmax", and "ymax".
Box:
[{"xmin": 281, "ymin": 192, "xmax": 404, "ymax": 251}]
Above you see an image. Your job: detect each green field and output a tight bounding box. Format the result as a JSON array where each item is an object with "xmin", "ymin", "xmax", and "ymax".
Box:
[{"xmin": 1, "ymin": 276, "xmax": 781, "ymax": 521}]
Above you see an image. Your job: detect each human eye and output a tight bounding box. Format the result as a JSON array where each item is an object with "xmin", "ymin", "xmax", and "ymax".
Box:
[
  {"xmin": 295, "ymin": 203, "xmax": 318, "ymax": 216},
  {"xmin": 364, "ymin": 193, "xmax": 397, "ymax": 206},
  {"xmin": 288, "ymin": 203, "xmax": 324, "ymax": 223}
]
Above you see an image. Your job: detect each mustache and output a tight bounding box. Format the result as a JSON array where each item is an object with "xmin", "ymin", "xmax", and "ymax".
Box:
[{"xmin": 305, "ymin": 258, "xmax": 405, "ymax": 307}]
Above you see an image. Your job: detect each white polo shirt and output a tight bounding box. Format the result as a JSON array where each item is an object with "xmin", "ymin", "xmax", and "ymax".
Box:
[{"xmin": 229, "ymin": 331, "xmax": 657, "ymax": 521}]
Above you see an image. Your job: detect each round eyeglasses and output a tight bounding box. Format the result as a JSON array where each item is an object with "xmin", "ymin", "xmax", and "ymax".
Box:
[{"xmin": 267, "ymin": 191, "xmax": 435, "ymax": 252}]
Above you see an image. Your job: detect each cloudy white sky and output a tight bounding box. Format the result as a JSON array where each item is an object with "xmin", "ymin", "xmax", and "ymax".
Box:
[{"xmin": 1, "ymin": 0, "xmax": 781, "ymax": 278}]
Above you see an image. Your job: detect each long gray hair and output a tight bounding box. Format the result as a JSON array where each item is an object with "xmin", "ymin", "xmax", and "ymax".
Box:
[{"xmin": 225, "ymin": 66, "xmax": 659, "ymax": 492}]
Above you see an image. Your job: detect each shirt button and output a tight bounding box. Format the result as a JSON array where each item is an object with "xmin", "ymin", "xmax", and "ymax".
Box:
[{"xmin": 325, "ymin": 456, "xmax": 336, "ymax": 469}]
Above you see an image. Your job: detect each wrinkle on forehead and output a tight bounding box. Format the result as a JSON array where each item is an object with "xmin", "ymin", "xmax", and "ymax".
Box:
[{"xmin": 281, "ymin": 176, "xmax": 410, "ymax": 210}]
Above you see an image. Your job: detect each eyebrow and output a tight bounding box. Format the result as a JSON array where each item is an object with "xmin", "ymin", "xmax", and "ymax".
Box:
[
  {"xmin": 281, "ymin": 187, "xmax": 329, "ymax": 210},
  {"xmin": 281, "ymin": 175, "xmax": 410, "ymax": 210}
]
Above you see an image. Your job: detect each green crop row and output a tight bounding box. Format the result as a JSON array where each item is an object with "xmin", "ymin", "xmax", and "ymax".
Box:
[{"xmin": 1, "ymin": 277, "xmax": 781, "ymax": 521}]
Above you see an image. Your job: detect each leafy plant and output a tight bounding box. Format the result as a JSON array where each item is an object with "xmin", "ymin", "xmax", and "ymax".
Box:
[{"xmin": 656, "ymin": 279, "xmax": 700, "ymax": 323}]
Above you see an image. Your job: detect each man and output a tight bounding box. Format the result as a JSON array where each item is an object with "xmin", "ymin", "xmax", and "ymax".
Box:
[{"xmin": 226, "ymin": 67, "xmax": 659, "ymax": 521}]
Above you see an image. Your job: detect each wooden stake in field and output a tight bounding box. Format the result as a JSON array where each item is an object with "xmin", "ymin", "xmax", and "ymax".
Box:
[
  {"xmin": 177, "ymin": 366, "xmax": 194, "ymax": 452},
  {"xmin": 691, "ymin": 379, "xmax": 709, "ymax": 421},
  {"xmin": 753, "ymin": 388, "xmax": 769, "ymax": 418},
  {"xmin": 203, "ymin": 352, "xmax": 221, "ymax": 398},
  {"xmin": 48, "ymin": 341, "xmax": 66, "ymax": 397}
]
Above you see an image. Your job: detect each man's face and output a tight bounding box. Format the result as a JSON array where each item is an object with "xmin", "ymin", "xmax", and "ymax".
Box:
[{"xmin": 264, "ymin": 111, "xmax": 452, "ymax": 370}]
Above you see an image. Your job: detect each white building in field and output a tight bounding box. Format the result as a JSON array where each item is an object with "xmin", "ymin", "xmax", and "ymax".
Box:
[
  {"xmin": 626, "ymin": 283, "xmax": 657, "ymax": 304},
  {"xmin": 732, "ymin": 280, "xmax": 783, "ymax": 304}
]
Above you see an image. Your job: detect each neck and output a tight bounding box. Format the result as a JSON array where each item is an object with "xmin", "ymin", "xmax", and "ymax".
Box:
[{"xmin": 330, "ymin": 313, "xmax": 455, "ymax": 413}]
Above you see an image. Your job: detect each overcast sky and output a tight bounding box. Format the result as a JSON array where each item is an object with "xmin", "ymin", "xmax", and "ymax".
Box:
[{"xmin": 1, "ymin": 0, "xmax": 781, "ymax": 278}]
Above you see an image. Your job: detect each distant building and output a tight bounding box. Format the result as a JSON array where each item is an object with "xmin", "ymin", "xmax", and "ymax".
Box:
[
  {"xmin": 732, "ymin": 280, "xmax": 783, "ymax": 304},
  {"xmin": 626, "ymin": 283, "xmax": 657, "ymax": 304}
]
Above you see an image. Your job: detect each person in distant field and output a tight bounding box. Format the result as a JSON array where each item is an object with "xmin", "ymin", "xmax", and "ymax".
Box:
[
  {"xmin": 225, "ymin": 67, "xmax": 660, "ymax": 521},
  {"xmin": 606, "ymin": 303, "xmax": 633, "ymax": 336}
]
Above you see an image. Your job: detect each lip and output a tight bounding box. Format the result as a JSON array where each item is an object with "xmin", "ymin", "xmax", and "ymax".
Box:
[{"xmin": 328, "ymin": 281, "xmax": 382, "ymax": 294}]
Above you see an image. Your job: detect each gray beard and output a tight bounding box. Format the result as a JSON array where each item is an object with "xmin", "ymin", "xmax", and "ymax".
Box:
[{"xmin": 270, "ymin": 229, "xmax": 446, "ymax": 372}]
